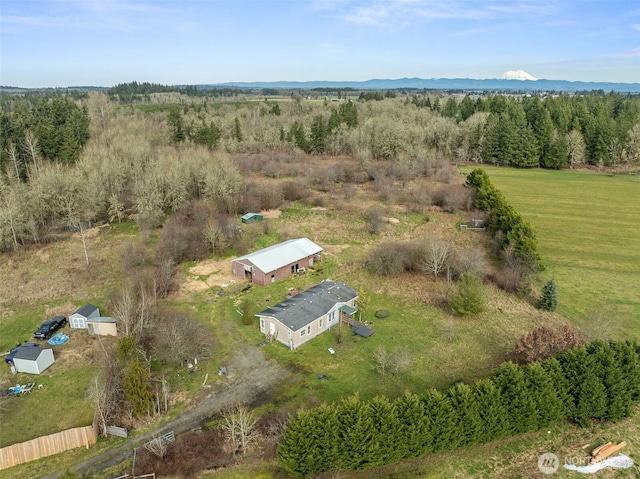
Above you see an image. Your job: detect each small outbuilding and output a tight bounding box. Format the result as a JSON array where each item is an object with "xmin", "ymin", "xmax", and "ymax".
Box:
[
  {"xmin": 13, "ymin": 346, "xmax": 55, "ymax": 374},
  {"xmin": 87, "ymin": 317, "xmax": 118, "ymax": 336},
  {"xmin": 232, "ymin": 237, "xmax": 323, "ymax": 286},
  {"xmin": 70, "ymin": 304, "xmax": 100, "ymax": 329},
  {"xmin": 241, "ymin": 213, "xmax": 263, "ymax": 224}
]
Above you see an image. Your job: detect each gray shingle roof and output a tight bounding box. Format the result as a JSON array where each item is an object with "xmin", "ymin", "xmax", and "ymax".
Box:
[
  {"xmin": 233, "ymin": 238, "xmax": 322, "ymax": 273},
  {"xmin": 14, "ymin": 346, "xmax": 48, "ymax": 361},
  {"xmin": 257, "ymin": 281, "xmax": 357, "ymax": 332},
  {"xmin": 73, "ymin": 304, "xmax": 98, "ymax": 318}
]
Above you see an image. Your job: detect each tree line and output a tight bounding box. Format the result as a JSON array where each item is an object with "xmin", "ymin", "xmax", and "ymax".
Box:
[
  {"xmin": 0, "ymin": 93, "xmax": 90, "ymax": 177},
  {"xmin": 466, "ymin": 168, "xmax": 541, "ymax": 270},
  {"xmin": 278, "ymin": 340, "xmax": 640, "ymax": 478}
]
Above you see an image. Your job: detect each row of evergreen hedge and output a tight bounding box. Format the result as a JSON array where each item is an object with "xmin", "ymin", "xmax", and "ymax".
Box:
[
  {"xmin": 278, "ymin": 340, "xmax": 640, "ymax": 478},
  {"xmin": 465, "ymin": 168, "xmax": 541, "ymax": 270}
]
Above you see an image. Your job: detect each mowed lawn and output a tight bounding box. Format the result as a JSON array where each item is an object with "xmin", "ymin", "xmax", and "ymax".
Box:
[{"xmin": 465, "ymin": 167, "xmax": 640, "ymax": 340}]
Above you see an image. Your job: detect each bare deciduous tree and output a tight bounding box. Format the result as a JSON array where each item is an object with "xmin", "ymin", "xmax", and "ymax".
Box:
[
  {"xmin": 144, "ymin": 434, "xmax": 169, "ymax": 459},
  {"xmin": 221, "ymin": 405, "xmax": 260, "ymax": 454},
  {"xmin": 89, "ymin": 361, "xmax": 122, "ymax": 437},
  {"xmin": 419, "ymin": 236, "xmax": 450, "ymax": 279},
  {"xmin": 22, "ymin": 130, "xmax": 40, "ymax": 178},
  {"xmin": 373, "ymin": 346, "xmax": 412, "ymax": 376}
]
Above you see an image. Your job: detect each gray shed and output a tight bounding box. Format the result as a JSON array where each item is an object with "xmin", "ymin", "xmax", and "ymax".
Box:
[
  {"xmin": 13, "ymin": 347, "xmax": 55, "ymax": 374},
  {"xmin": 70, "ymin": 304, "xmax": 100, "ymax": 329}
]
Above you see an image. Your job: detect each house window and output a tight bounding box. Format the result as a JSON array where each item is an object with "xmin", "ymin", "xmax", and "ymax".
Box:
[
  {"xmin": 288, "ymin": 331, "xmax": 291, "ymax": 339},
  {"xmin": 329, "ymin": 311, "xmax": 336, "ymax": 323},
  {"xmin": 319, "ymin": 318, "xmax": 323, "ymax": 328},
  {"xmin": 260, "ymin": 319, "xmax": 265, "ymax": 329},
  {"xmin": 301, "ymin": 329, "xmax": 306, "ymax": 337},
  {"xmin": 307, "ymin": 325, "xmax": 311, "ymax": 334}
]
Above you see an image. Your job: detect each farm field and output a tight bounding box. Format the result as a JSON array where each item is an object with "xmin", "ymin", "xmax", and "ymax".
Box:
[{"xmin": 462, "ymin": 166, "xmax": 640, "ymax": 341}]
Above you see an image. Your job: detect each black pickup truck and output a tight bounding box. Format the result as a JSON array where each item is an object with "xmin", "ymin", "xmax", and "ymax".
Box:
[{"xmin": 33, "ymin": 316, "xmax": 67, "ymax": 340}]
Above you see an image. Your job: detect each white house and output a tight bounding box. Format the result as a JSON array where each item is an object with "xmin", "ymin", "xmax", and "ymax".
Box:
[
  {"xmin": 70, "ymin": 304, "xmax": 100, "ymax": 329},
  {"xmin": 13, "ymin": 347, "xmax": 55, "ymax": 374}
]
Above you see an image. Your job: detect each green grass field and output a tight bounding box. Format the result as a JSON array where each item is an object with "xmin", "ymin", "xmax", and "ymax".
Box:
[{"xmin": 461, "ymin": 166, "xmax": 640, "ymax": 341}]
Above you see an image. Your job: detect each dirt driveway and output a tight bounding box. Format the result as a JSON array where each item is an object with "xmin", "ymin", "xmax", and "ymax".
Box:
[{"xmin": 41, "ymin": 344, "xmax": 293, "ymax": 478}]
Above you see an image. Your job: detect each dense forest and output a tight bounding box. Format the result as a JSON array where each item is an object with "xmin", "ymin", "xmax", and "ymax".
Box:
[{"xmin": 0, "ymin": 89, "xmax": 638, "ymax": 253}]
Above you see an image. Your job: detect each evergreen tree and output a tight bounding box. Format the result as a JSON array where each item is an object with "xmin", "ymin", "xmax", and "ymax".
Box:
[
  {"xmin": 166, "ymin": 107, "xmax": 185, "ymax": 143},
  {"xmin": 278, "ymin": 409, "xmax": 327, "ymax": 478},
  {"xmin": 523, "ymin": 362, "xmax": 567, "ymax": 426},
  {"xmin": 473, "ymin": 379, "xmax": 509, "ymax": 442},
  {"xmin": 123, "ymin": 356, "xmax": 154, "ymax": 417},
  {"xmin": 492, "ymin": 362, "xmax": 538, "ymax": 434},
  {"xmin": 233, "ymin": 117, "xmax": 243, "ymax": 142},
  {"xmin": 458, "ymin": 95, "xmax": 476, "ymax": 121},
  {"xmin": 422, "ymin": 389, "xmax": 461, "ymax": 452},
  {"xmin": 448, "ymin": 272, "xmax": 486, "ymax": 315},
  {"xmin": 288, "ymin": 121, "xmax": 308, "ymax": 151},
  {"xmin": 446, "ymin": 382, "xmax": 483, "ymax": 445},
  {"xmin": 335, "ymin": 395, "xmax": 374, "ymax": 470},
  {"xmin": 367, "ymin": 396, "xmax": 402, "ymax": 466},
  {"xmin": 339, "ymin": 100, "xmax": 358, "ymax": 128},
  {"xmin": 540, "ymin": 357, "xmax": 573, "ymax": 418},
  {"xmin": 546, "ymin": 130, "xmax": 570, "ymax": 169},
  {"xmin": 394, "ymin": 392, "xmax": 430, "ymax": 459},
  {"xmin": 538, "ymin": 279, "xmax": 558, "ymax": 311},
  {"xmin": 442, "ymin": 97, "xmax": 458, "ymax": 119},
  {"xmin": 309, "ymin": 115, "xmax": 327, "ymax": 154},
  {"xmin": 558, "ymin": 347, "xmax": 607, "ymax": 426},
  {"xmin": 588, "ymin": 341, "xmax": 630, "ymax": 421}
]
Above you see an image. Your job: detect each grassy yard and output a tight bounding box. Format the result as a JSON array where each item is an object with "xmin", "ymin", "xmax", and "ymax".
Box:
[{"xmin": 460, "ymin": 166, "xmax": 640, "ymax": 341}]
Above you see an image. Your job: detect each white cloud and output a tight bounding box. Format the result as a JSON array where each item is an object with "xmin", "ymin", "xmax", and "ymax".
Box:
[
  {"xmin": 334, "ymin": 0, "xmax": 556, "ymax": 28},
  {"xmin": 607, "ymin": 47, "xmax": 640, "ymax": 58}
]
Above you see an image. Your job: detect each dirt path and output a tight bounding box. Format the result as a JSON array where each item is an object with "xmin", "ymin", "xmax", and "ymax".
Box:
[{"xmin": 40, "ymin": 345, "xmax": 292, "ymax": 479}]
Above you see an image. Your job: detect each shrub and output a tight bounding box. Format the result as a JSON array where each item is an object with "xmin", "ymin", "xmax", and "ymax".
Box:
[
  {"xmin": 538, "ymin": 279, "xmax": 558, "ymax": 311},
  {"xmin": 365, "ymin": 242, "xmax": 410, "ymax": 276},
  {"xmin": 282, "ymin": 180, "xmax": 310, "ymax": 201},
  {"xmin": 509, "ymin": 324, "xmax": 585, "ymax": 365},
  {"xmin": 432, "ymin": 184, "xmax": 473, "ymax": 212},
  {"xmin": 155, "ymin": 201, "xmax": 210, "ymax": 264},
  {"xmin": 448, "ymin": 272, "xmax": 486, "ymax": 315}
]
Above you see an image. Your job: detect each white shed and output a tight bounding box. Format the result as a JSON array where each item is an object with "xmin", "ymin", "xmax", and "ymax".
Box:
[
  {"xmin": 70, "ymin": 304, "xmax": 100, "ymax": 329},
  {"xmin": 13, "ymin": 347, "xmax": 55, "ymax": 374},
  {"xmin": 87, "ymin": 317, "xmax": 118, "ymax": 336}
]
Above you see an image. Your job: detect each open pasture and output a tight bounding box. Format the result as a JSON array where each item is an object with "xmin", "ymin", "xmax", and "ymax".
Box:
[{"xmin": 463, "ymin": 166, "xmax": 640, "ymax": 340}]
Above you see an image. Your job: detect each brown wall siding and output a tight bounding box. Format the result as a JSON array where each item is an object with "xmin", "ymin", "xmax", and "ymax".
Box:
[
  {"xmin": 233, "ymin": 255, "xmax": 315, "ymax": 286},
  {"xmin": 0, "ymin": 425, "xmax": 96, "ymax": 470}
]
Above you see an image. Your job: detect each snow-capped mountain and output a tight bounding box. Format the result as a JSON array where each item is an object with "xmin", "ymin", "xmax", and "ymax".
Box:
[{"xmin": 500, "ymin": 70, "xmax": 538, "ymax": 81}]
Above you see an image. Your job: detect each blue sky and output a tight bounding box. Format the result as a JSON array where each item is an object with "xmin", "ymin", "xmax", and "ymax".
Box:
[{"xmin": 1, "ymin": 0, "xmax": 638, "ymax": 87}]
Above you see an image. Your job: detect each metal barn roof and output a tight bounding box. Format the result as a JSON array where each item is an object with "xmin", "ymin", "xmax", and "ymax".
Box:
[
  {"xmin": 257, "ymin": 281, "xmax": 357, "ymax": 332},
  {"xmin": 233, "ymin": 238, "xmax": 322, "ymax": 273}
]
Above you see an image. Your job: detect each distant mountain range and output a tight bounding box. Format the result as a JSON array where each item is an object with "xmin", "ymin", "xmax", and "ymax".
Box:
[
  {"xmin": 212, "ymin": 77, "xmax": 640, "ymax": 93},
  {"xmin": 3, "ymin": 77, "xmax": 639, "ymax": 93}
]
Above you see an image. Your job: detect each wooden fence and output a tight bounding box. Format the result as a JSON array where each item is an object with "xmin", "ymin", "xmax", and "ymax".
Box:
[{"xmin": 0, "ymin": 425, "xmax": 96, "ymax": 470}]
